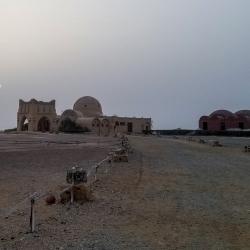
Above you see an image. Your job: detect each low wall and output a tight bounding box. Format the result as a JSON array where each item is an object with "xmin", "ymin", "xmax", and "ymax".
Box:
[{"xmin": 152, "ymin": 130, "xmax": 250, "ymax": 137}]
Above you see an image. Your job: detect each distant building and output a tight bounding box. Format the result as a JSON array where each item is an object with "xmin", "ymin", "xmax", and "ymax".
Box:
[
  {"xmin": 17, "ymin": 96, "xmax": 152, "ymax": 136},
  {"xmin": 199, "ymin": 110, "xmax": 250, "ymax": 131}
]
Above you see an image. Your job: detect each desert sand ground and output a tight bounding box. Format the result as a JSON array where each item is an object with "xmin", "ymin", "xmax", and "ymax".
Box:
[{"xmin": 0, "ymin": 133, "xmax": 250, "ymax": 249}]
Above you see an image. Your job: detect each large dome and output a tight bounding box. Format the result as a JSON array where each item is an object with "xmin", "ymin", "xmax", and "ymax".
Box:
[
  {"xmin": 209, "ymin": 110, "xmax": 234, "ymax": 118},
  {"xmin": 73, "ymin": 96, "xmax": 103, "ymax": 117}
]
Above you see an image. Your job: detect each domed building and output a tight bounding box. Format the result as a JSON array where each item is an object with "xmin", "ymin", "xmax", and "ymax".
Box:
[
  {"xmin": 199, "ymin": 109, "xmax": 250, "ymax": 131},
  {"xmin": 59, "ymin": 96, "xmax": 151, "ymax": 136},
  {"xmin": 73, "ymin": 96, "xmax": 103, "ymax": 117},
  {"xmin": 17, "ymin": 96, "xmax": 151, "ymax": 135}
]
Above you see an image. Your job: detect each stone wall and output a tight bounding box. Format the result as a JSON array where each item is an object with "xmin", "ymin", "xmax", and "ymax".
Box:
[{"xmin": 17, "ymin": 99, "xmax": 58, "ymax": 132}]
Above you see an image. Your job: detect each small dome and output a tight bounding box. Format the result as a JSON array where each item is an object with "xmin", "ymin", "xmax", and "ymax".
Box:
[
  {"xmin": 199, "ymin": 115, "xmax": 209, "ymax": 121},
  {"xmin": 60, "ymin": 109, "xmax": 82, "ymax": 122},
  {"xmin": 73, "ymin": 96, "xmax": 103, "ymax": 117},
  {"xmin": 209, "ymin": 110, "xmax": 234, "ymax": 118},
  {"xmin": 235, "ymin": 110, "xmax": 250, "ymax": 117}
]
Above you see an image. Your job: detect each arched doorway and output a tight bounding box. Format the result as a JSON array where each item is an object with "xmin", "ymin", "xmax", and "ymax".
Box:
[
  {"xmin": 21, "ymin": 117, "xmax": 29, "ymax": 131},
  {"xmin": 101, "ymin": 119, "xmax": 110, "ymax": 136},
  {"xmin": 203, "ymin": 122, "xmax": 208, "ymax": 130},
  {"xmin": 114, "ymin": 121, "xmax": 119, "ymax": 134},
  {"xmin": 38, "ymin": 117, "xmax": 50, "ymax": 132},
  {"xmin": 239, "ymin": 122, "xmax": 245, "ymax": 130},
  {"xmin": 144, "ymin": 122, "xmax": 151, "ymax": 134},
  {"xmin": 220, "ymin": 122, "xmax": 226, "ymax": 131},
  {"xmin": 92, "ymin": 118, "xmax": 101, "ymax": 136},
  {"xmin": 127, "ymin": 122, "xmax": 133, "ymax": 133}
]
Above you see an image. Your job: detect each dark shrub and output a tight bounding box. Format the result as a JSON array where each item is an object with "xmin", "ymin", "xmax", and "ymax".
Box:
[
  {"xmin": 4, "ymin": 128, "xmax": 17, "ymax": 133},
  {"xmin": 59, "ymin": 119, "xmax": 89, "ymax": 133}
]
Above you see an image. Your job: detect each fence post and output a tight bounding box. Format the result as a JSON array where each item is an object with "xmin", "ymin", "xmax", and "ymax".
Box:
[
  {"xmin": 70, "ymin": 180, "xmax": 74, "ymax": 204},
  {"xmin": 30, "ymin": 197, "xmax": 35, "ymax": 233},
  {"xmin": 94, "ymin": 164, "xmax": 98, "ymax": 181}
]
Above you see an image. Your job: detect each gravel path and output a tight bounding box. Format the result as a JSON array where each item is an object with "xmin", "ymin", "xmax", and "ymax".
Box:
[{"xmin": 1, "ymin": 134, "xmax": 250, "ymax": 249}]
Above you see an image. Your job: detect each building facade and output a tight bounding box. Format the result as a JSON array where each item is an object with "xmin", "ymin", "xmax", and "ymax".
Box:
[
  {"xmin": 17, "ymin": 96, "xmax": 152, "ymax": 136},
  {"xmin": 199, "ymin": 110, "xmax": 250, "ymax": 131},
  {"xmin": 60, "ymin": 96, "xmax": 152, "ymax": 136},
  {"xmin": 17, "ymin": 99, "xmax": 58, "ymax": 132}
]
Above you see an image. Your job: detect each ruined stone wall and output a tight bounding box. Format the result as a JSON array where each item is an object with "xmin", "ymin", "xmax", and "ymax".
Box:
[{"xmin": 17, "ymin": 99, "xmax": 58, "ymax": 132}]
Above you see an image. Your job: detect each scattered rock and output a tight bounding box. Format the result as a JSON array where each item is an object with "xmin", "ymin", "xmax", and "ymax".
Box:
[
  {"xmin": 45, "ymin": 194, "xmax": 56, "ymax": 205},
  {"xmin": 208, "ymin": 140, "xmax": 223, "ymax": 147},
  {"xmin": 212, "ymin": 140, "xmax": 223, "ymax": 147},
  {"xmin": 199, "ymin": 139, "xmax": 206, "ymax": 144},
  {"xmin": 60, "ymin": 184, "xmax": 94, "ymax": 204}
]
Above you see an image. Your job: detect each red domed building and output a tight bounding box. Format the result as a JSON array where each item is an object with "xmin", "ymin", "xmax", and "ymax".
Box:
[{"xmin": 199, "ymin": 110, "xmax": 250, "ymax": 131}]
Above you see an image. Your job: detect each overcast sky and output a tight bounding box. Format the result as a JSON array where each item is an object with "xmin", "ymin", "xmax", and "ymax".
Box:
[{"xmin": 0, "ymin": 0, "xmax": 250, "ymax": 130}]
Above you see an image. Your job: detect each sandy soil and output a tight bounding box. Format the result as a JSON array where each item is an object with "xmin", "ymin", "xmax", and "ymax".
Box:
[{"xmin": 0, "ymin": 133, "xmax": 250, "ymax": 249}]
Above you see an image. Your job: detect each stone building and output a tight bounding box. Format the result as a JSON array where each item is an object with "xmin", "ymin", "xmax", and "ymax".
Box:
[
  {"xmin": 199, "ymin": 109, "xmax": 250, "ymax": 131},
  {"xmin": 60, "ymin": 96, "xmax": 152, "ymax": 136},
  {"xmin": 17, "ymin": 99, "xmax": 58, "ymax": 132},
  {"xmin": 17, "ymin": 96, "xmax": 152, "ymax": 136}
]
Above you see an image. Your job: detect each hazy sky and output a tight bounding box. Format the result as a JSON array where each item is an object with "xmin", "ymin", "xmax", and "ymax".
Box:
[{"xmin": 0, "ymin": 0, "xmax": 250, "ymax": 130}]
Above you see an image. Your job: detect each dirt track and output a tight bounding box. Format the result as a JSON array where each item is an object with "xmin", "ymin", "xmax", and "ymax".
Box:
[{"xmin": 1, "ymin": 133, "xmax": 250, "ymax": 249}]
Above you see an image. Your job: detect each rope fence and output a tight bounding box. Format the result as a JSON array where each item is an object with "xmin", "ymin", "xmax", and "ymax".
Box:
[{"xmin": 1, "ymin": 135, "xmax": 132, "ymax": 233}]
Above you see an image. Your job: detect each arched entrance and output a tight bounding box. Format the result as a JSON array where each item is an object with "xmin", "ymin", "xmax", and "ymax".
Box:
[
  {"xmin": 38, "ymin": 117, "xmax": 50, "ymax": 132},
  {"xmin": 127, "ymin": 122, "xmax": 133, "ymax": 133},
  {"xmin": 114, "ymin": 121, "xmax": 119, "ymax": 134},
  {"xmin": 21, "ymin": 117, "xmax": 29, "ymax": 131},
  {"xmin": 203, "ymin": 122, "xmax": 208, "ymax": 130},
  {"xmin": 92, "ymin": 118, "xmax": 101, "ymax": 136},
  {"xmin": 101, "ymin": 119, "xmax": 110, "ymax": 136},
  {"xmin": 144, "ymin": 122, "xmax": 151, "ymax": 134},
  {"xmin": 239, "ymin": 122, "xmax": 245, "ymax": 130}
]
